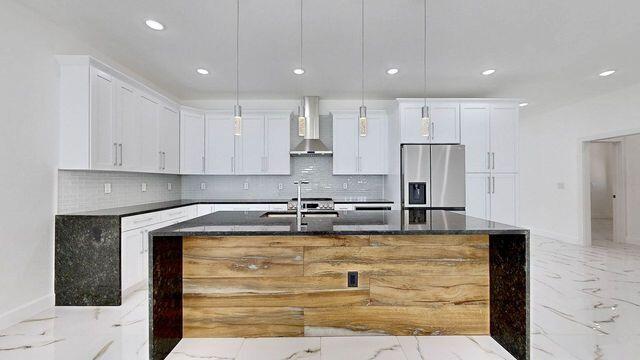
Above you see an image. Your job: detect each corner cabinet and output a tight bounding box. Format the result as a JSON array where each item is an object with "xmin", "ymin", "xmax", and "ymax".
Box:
[
  {"xmin": 57, "ymin": 56, "xmax": 180, "ymax": 174},
  {"xmin": 332, "ymin": 110, "xmax": 388, "ymax": 175},
  {"xmin": 182, "ymin": 110, "xmax": 291, "ymax": 175},
  {"xmin": 399, "ymin": 100, "xmax": 460, "ymax": 144}
]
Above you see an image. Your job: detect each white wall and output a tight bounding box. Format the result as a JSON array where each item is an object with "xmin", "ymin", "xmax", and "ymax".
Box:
[
  {"xmin": 520, "ymin": 83, "xmax": 640, "ymax": 244},
  {"xmin": 589, "ymin": 142, "xmax": 614, "ymax": 219},
  {"xmin": 0, "ymin": 1, "xmax": 167, "ymax": 329},
  {"xmin": 624, "ymin": 134, "xmax": 640, "ymax": 245}
]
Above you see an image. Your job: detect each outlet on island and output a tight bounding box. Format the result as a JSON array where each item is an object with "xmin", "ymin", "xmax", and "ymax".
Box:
[{"xmin": 347, "ymin": 271, "xmax": 358, "ymax": 287}]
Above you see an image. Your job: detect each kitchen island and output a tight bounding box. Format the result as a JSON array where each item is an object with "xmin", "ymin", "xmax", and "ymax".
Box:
[{"xmin": 149, "ymin": 210, "xmax": 529, "ymax": 360}]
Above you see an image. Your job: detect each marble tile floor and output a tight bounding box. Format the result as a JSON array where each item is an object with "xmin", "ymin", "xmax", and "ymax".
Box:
[{"xmin": 1, "ymin": 234, "xmax": 640, "ymax": 359}]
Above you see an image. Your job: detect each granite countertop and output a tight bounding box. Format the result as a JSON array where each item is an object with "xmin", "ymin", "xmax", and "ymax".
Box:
[
  {"xmin": 150, "ymin": 209, "xmax": 528, "ymax": 237},
  {"xmin": 59, "ymin": 198, "xmax": 394, "ymax": 217}
]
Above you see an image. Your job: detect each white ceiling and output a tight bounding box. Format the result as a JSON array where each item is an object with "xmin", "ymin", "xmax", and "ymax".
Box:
[{"xmin": 15, "ymin": 0, "xmax": 640, "ymax": 114}]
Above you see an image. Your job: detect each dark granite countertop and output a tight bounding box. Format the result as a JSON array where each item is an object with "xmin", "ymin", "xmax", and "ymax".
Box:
[
  {"xmin": 58, "ymin": 198, "xmax": 394, "ymax": 217},
  {"xmin": 150, "ymin": 210, "xmax": 528, "ymax": 237}
]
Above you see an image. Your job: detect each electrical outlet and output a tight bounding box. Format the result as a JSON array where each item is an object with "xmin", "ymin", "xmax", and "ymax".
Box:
[
  {"xmin": 278, "ymin": 183, "xmax": 283, "ymax": 190},
  {"xmin": 343, "ymin": 183, "xmax": 348, "ymax": 190},
  {"xmin": 141, "ymin": 183, "xmax": 147, "ymax": 192},
  {"xmin": 200, "ymin": 182, "xmax": 207, "ymax": 190},
  {"xmin": 557, "ymin": 182, "xmax": 565, "ymax": 190},
  {"xmin": 243, "ymin": 182, "xmax": 249, "ymax": 190},
  {"xmin": 347, "ymin": 271, "xmax": 359, "ymax": 287},
  {"xmin": 167, "ymin": 183, "xmax": 172, "ymax": 191},
  {"xmin": 104, "ymin": 183, "xmax": 111, "ymax": 194}
]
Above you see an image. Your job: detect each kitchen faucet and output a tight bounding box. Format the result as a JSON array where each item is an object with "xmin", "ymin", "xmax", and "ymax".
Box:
[{"xmin": 294, "ymin": 180, "xmax": 309, "ymax": 222}]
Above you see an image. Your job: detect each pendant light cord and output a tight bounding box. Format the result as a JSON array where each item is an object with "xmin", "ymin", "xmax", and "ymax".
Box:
[
  {"xmin": 236, "ymin": 0, "xmax": 240, "ymax": 107},
  {"xmin": 423, "ymin": 0, "xmax": 427, "ymax": 107},
  {"xmin": 300, "ymin": 0, "xmax": 304, "ymax": 110},
  {"xmin": 361, "ymin": 0, "xmax": 365, "ymax": 107}
]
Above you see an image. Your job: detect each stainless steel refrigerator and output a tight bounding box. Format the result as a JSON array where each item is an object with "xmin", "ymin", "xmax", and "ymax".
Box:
[{"xmin": 401, "ymin": 144, "xmax": 466, "ymax": 210}]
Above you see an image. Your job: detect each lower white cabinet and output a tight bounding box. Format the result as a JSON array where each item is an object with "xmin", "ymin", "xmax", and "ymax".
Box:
[{"xmin": 465, "ymin": 173, "xmax": 517, "ymax": 225}]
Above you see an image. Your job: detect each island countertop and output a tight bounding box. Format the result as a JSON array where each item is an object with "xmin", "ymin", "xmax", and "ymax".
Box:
[{"xmin": 150, "ymin": 209, "xmax": 528, "ymax": 237}]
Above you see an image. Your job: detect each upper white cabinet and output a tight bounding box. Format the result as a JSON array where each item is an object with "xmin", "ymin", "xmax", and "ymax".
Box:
[
  {"xmin": 180, "ymin": 110, "xmax": 205, "ymax": 174},
  {"xmin": 237, "ymin": 114, "xmax": 266, "ymax": 174},
  {"xmin": 398, "ymin": 100, "xmax": 460, "ymax": 144},
  {"xmin": 265, "ymin": 114, "xmax": 291, "ymax": 174},
  {"xmin": 332, "ymin": 110, "xmax": 388, "ymax": 175},
  {"xmin": 159, "ymin": 106, "xmax": 180, "ymax": 173},
  {"xmin": 461, "ymin": 102, "xmax": 518, "ymax": 174},
  {"xmin": 205, "ymin": 111, "xmax": 235, "ymax": 175},
  {"xmin": 58, "ymin": 56, "xmax": 180, "ymax": 174}
]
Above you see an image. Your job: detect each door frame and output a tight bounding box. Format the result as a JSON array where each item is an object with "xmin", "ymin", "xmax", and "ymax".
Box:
[{"xmin": 578, "ymin": 128, "xmax": 638, "ymax": 246}]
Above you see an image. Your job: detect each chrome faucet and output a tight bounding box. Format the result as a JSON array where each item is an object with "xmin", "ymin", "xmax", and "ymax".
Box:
[{"xmin": 294, "ymin": 180, "xmax": 309, "ymax": 222}]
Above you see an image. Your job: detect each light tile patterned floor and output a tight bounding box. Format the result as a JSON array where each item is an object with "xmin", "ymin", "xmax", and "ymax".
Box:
[{"xmin": 2, "ymin": 234, "xmax": 640, "ymax": 359}]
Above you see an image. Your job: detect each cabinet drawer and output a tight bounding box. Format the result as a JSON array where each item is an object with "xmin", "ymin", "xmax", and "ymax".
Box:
[
  {"xmin": 121, "ymin": 213, "xmax": 163, "ymax": 232},
  {"xmin": 334, "ymin": 204, "xmax": 355, "ymax": 211},
  {"xmin": 161, "ymin": 207, "xmax": 190, "ymax": 222}
]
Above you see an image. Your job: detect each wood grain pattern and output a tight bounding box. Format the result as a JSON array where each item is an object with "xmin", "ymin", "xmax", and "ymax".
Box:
[
  {"xmin": 370, "ymin": 234, "xmax": 489, "ymax": 247},
  {"xmin": 304, "ymin": 305, "xmax": 489, "ymax": 336},
  {"xmin": 183, "ymin": 246, "xmax": 303, "ymax": 278},
  {"xmin": 184, "ymin": 276, "xmax": 369, "ymax": 307},
  {"xmin": 183, "ymin": 307, "xmax": 304, "ymax": 337},
  {"xmin": 370, "ymin": 276, "xmax": 489, "ymax": 306},
  {"xmin": 184, "ymin": 235, "xmax": 370, "ymax": 248},
  {"xmin": 304, "ymin": 245, "xmax": 488, "ymax": 277}
]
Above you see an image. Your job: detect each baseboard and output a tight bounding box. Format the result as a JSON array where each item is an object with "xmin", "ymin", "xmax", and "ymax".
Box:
[
  {"xmin": 625, "ymin": 236, "xmax": 640, "ymax": 245},
  {"xmin": 0, "ymin": 294, "xmax": 54, "ymax": 331},
  {"xmin": 525, "ymin": 226, "xmax": 580, "ymax": 244}
]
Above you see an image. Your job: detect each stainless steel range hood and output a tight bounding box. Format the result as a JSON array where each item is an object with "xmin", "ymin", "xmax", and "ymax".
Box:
[{"xmin": 290, "ymin": 96, "xmax": 332, "ymax": 155}]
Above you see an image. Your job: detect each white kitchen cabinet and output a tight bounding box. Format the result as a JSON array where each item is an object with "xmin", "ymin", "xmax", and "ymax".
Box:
[
  {"xmin": 214, "ymin": 204, "xmax": 270, "ymax": 211},
  {"xmin": 158, "ymin": 106, "xmax": 180, "ymax": 173},
  {"xmin": 398, "ymin": 100, "xmax": 460, "ymax": 144},
  {"xmin": 332, "ymin": 110, "xmax": 387, "ymax": 175},
  {"xmin": 490, "ymin": 104, "xmax": 519, "ymax": 173},
  {"xmin": 205, "ymin": 111, "xmax": 236, "ymax": 174},
  {"xmin": 197, "ymin": 204, "xmax": 215, "ymax": 216},
  {"xmin": 121, "ymin": 228, "xmax": 144, "ymax": 294},
  {"xmin": 89, "ymin": 68, "xmax": 117, "ymax": 170},
  {"xmin": 265, "ymin": 114, "xmax": 291, "ymax": 174},
  {"xmin": 465, "ymin": 173, "xmax": 491, "ymax": 220},
  {"xmin": 237, "ymin": 114, "xmax": 266, "ymax": 174},
  {"xmin": 138, "ymin": 96, "xmax": 160, "ymax": 172},
  {"xmin": 461, "ymin": 104, "xmax": 491, "ymax": 173},
  {"xmin": 181, "ymin": 110, "xmax": 205, "ymax": 174},
  {"xmin": 490, "ymin": 173, "xmax": 518, "ymax": 225},
  {"xmin": 117, "ymin": 81, "xmax": 142, "ymax": 171}
]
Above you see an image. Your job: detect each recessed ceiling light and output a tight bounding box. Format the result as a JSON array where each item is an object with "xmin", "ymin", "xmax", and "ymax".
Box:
[
  {"xmin": 519, "ymin": 102, "xmax": 529, "ymax": 107},
  {"xmin": 293, "ymin": 68, "xmax": 305, "ymax": 75},
  {"xmin": 145, "ymin": 19, "xmax": 165, "ymax": 31},
  {"xmin": 599, "ymin": 70, "xmax": 615, "ymax": 77},
  {"xmin": 386, "ymin": 68, "xmax": 399, "ymax": 75},
  {"xmin": 482, "ymin": 69, "xmax": 496, "ymax": 76},
  {"xmin": 196, "ymin": 68, "xmax": 209, "ymax": 75}
]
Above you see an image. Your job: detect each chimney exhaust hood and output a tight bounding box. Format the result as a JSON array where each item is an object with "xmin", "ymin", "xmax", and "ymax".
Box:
[{"xmin": 290, "ymin": 96, "xmax": 332, "ymax": 156}]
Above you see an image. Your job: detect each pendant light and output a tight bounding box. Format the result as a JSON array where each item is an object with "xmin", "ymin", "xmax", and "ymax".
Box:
[
  {"xmin": 358, "ymin": 0, "xmax": 367, "ymax": 137},
  {"xmin": 297, "ymin": 0, "xmax": 306, "ymax": 137},
  {"xmin": 233, "ymin": 0, "xmax": 242, "ymax": 136},
  {"xmin": 420, "ymin": 0, "xmax": 430, "ymax": 138}
]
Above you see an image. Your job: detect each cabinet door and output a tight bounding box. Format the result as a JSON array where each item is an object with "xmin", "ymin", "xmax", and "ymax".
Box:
[
  {"xmin": 332, "ymin": 112, "xmax": 359, "ymax": 174},
  {"xmin": 400, "ymin": 104, "xmax": 429, "ymax": 144},
  {"xmin": 465, "ymin": 173, "xmax": 491, "ymax": 220},
  {"xmin": 490, "ymin": 173, "xmax": 517, "ymax": 225},
  {"xmin": 159, "ymin": 106, "xmax": 180, "ymax": 173},
  {"xmin": 429, "ymin": 102, "xmax": 460, "ymax": 144},
  {"xmin": 237, "ymin": 114, "xmax": 265, "ymax": 174},
  {"xmin": 265, "ymin": 113, "xmax": 291, "ymax": 174},
  {"xmin": 358, "ymin": 111, "xmax": 387, "ymax": 174},
  {"xmin": 121, "ymin": 229, "xmax": 143, "ymax": 292},
  {"xmin": 117, "ymin": 82, "xmax": 142, "ymax": 171},
  {"xmin": 205, "ymin": 112, "xmax": 236, "ymax": 174},
  {"xmin": 90, "ymin": 68, "xmax": 117, "ymax": 170},
  {"xmin": 461, "ymin": 104, "xmax": 491, "ymax": 172},
  {"xmin": 490, "ymin": 104, "xmax": 518, "ymax": 173},
  {"xmin": 181, "ymin": 111, "xmax": 205, "ymax": 174},
  {"xmin": 138, "ymin": 96, "xmax": 160, "ymax": 172}
]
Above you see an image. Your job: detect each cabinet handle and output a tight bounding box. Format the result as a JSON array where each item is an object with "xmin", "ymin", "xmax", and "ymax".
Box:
[
  {"xmin": 113, "ymin": 143, "xmax": 118, "ymax": 166},
  {"xmin": 133, "ymin": 217, "xmax": 154, "ymax": 224},
  {"xmin": 118, "ymin": 144, "xmax": 123, "ymax": 166},
  {"xmin": 492, "ymin": 176, "xmax": 496, "ymax": 194},
  {"xmin": 231, "ymin": 156, "xmax": 235, "ymax": 173},
  {"xmin": 487, "ymin": 152, "xmax": 491, "ymax": 170},
  {"xmin": 487, "ymin": 176, "xmax": 491, "ymax": 194},
  {"xmin": 159, "ymin": 151, "xmax": 163, "ymax": 170},
  {"xmin": 140, "ymin": 230, "xmax": 145, "ymax": 254},
  {"xmin": 202, "ymin": 156, "xmax": 205, "ymax": 173},
  {"xmin": 431, "ymin": 122, "xmax": 435, "ymax": 140},
  {"xmin": 163, "ymin": 152, "xmax": 166, "ymax": 170},
  {"xmin": 492, "ymin": 152, "xmax": 495, "ymax": 170}
]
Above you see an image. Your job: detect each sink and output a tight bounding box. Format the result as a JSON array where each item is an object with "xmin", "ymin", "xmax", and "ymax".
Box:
[{"xmin": 261, "ymin": 211, "xmax": 339, "ymax": 218}]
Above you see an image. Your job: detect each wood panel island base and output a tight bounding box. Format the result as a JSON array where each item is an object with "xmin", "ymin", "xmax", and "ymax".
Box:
[{"xmin": 149, "ymin": 210, "xmax": 529, "ymax": 360}]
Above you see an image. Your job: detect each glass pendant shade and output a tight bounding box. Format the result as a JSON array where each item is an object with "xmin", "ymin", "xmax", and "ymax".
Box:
[
  {"xmin": 421, "ymin": 105, "xmax": 430, "ymax": 137},
  {"xmin": 297, "ymin": 105, "xmax": 306, "ymax": 137},
  {"xmin": 359, "ymin": 105, "xmax": 368, "ymax": 136},
  {"xmin": 234, "ymin": 104, "xmax": 242, "ymax": 136}
]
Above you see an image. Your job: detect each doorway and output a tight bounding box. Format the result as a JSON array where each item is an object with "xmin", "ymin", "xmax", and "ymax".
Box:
[{"xmin": 583, "ymin": 132, "xmax": 640, "ymax": 246}]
